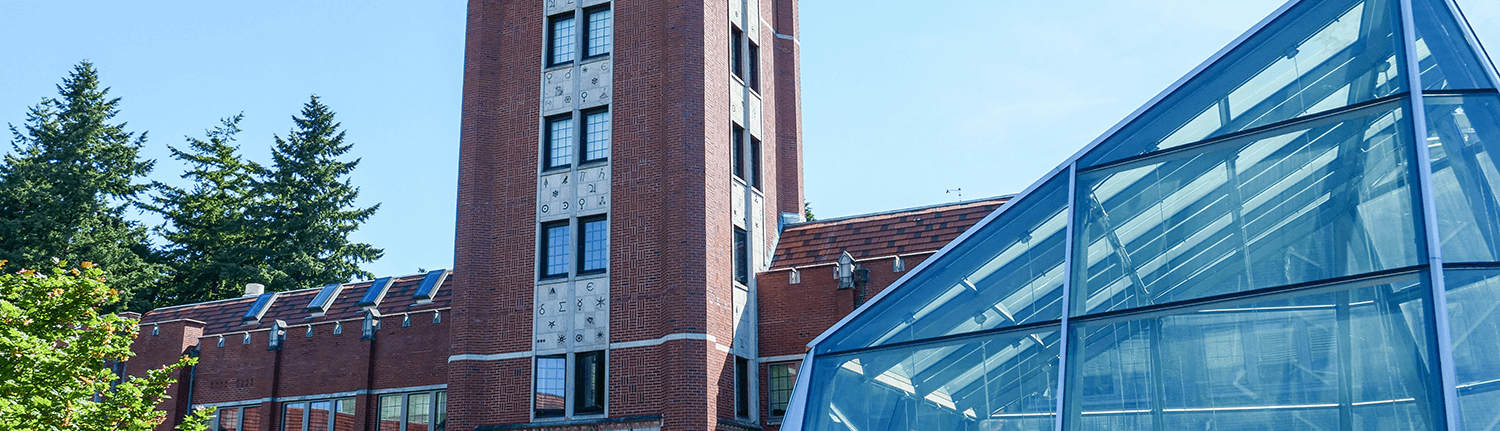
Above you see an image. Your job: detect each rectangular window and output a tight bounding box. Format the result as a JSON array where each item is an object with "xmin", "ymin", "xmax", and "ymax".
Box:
[
  {"xmin": 582, "ymin": 109, "xmax": 610, "ymax": 163},
  {"xmin": 535, "ymin": 355, "xmax": 567, "ymax": 417},
  {"xmin": 767, "ymin": 363, "xmax": 795, "ymax": 419},
  {"xmin": 335, "ymin": 399, "xmax": 355, "ymax": 431},
  {"xmin": 732, "ymin": 126, "xmax": 746, "ymax": 181},
  {"xmin": 735, "ymin": 356, "xmax": 751, "ymax": 419},
  {"xmin": 585, "ymin": 6, "xmax": 612, "ymax": 57},
  {"xmin": 434, "ymin": 392, "xmax": 446, "ymax": 428},
  {"xmin": 730, "ymin": 27, "xmax": 744, "ymax": 80},
  {"xmin": 308, "ymin": 401, "xmax": 331, "ymax": 431},
  {"xmin": 284, "ymin": 403, "xmax": 307, "ymax": 431},
  {"xmin": 579, "ymin": 216, "xmax": 608, "ymax": 274},
  {"xmin": 216, "ymin": 407, "xmax": 240, "ymax": 431},
  {"xmin": 545, "ymin": 115, "xmax": 574, "ymax": 170},
  {"xmin": 541, "ymin": 221, "xmax": 571, "ymax": 279},
  {"xmin": 378, "ymin": 395, "xmax": 402, "ymax": 431},
  {"xmin": 749, "ymin": 137, "xmax": 761, "ymax": 190},
  {"xmin": 406, "ymin": 393, "xmax": 430, "ymax": 431},
  {"xmin": 548, "ymin": 14, "xmax": 576, "ymax": 66},
  {"xmin": 747, "ymin": 42, "xmax": 760, "ymax": 91},
  {"xmin": 575, "ymin": 351, "xmax": 606, "ymax": 414},
  {"xmin": 734, "ymin": 227, "xmax": 748, "ymax": 285}
]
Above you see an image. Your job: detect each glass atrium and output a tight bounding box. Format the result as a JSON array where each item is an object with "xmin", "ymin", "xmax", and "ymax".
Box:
[{"xmin": 783, "ymin": 0, "xmax": 1500, "ymax": 429}]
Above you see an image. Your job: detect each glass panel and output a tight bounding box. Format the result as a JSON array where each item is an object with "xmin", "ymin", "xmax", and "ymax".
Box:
[
  {"xmin": 1426, "ymin": 95, "xmax": 1500, "ymax": 263},
  {"xmin": 335, "ymin": 399, "xmax": 356, "ymax": 431},
  {"xmin": 575, "ymin": 351, "xmax": 605, "ymax": 414},
  {"xmin": 242, "ymin": 406, "xmax": 262, "ymax": 431},
  {"xmin": 283, "ymin": 402, "xmax": 307, "ymax": 431},
  {"xmin": 550, "ymin": 16, "xmax": 575, "ymax": 65},
  {"xmin": 1441, "ymin": 269, "xmax": 1500, "ymax": 431},
  {"xmin": 434, "ymin": 392, "xmax": 446, "ymax": 429},
  {"xmin": 535, "ymin": 355, "xmax": 567, "ymax": 416},
  {"xmin": 1080, "ymin": 0, "xmax": 1406, "ymax": 168},
  {"xmin": 586, "ymin": 9, "xmax": 612, "ymax": 57},
  {"xmin": 582, "ymin": 218, "xmax": 607, "ymax": 272},
  {"xmin": 406, "ymin": 393, "xmax": 431, "ymax": 431},
  {"xmin": 308, "ymin": 401, "xmax": 331, "ymax": 431},
  {"xmin": 1065, "ymin": 276, "xmax": 1440, "ymax": 431},
  {"xmin": 547, "ymin": 116, "xmax": 574, "ymax": 169},
  {"xmin": 544, "ymin": 223, "xmax": 570, "ymax": 278},
  {"xmin": 804, "ymin": 328, "xmax": 1060, "ymax": 431},
  {"xmin": 378, "ymin": 395, "xmax": 402, "ymax": 431},
  {"xmin": 217, "ymin": 407, "xmax": 240, "ymax": 431},
  {"xmin": 1412, "ymin": 0, "xmax": 1495, "ymax": 90},
  {"xmin": 1075, "ymin": 103, "xmax": 1422, "ymax": 315},
  {"xmin": 819, "ymin": 174, "xmax": 1068, "ymax": 354},
  {"xmin": 584, "ymin": 110, "xmax": 610, "ymax": 162},
  {"xmin": 769, "ymin": 363, "xmax": 798, "ymax": 418},
  {"xmin": 734, "ymin": 228, "xmax": 748, "ymax": 285}
]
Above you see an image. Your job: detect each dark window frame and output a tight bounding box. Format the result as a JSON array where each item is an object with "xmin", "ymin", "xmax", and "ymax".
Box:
[
  {"xmin": 580, "ymin": 108, "xmax": 611, "ymax": 164},
  {"xmin": 578, "ymin": 215, "xmax": 608, "ymax": 275},
  {"xmin": 749, "ymin": 136, "xmax": 762, "ymax": 190},
  {"xmin": 547, "ymin": 13, "xmax": 577, "ymax": 67},
  {"xmin": 730, "ymin": 26, "xmax": 745, "ymax": 80},
  {"xmin": 544, "ymin": 114, "xmax": 575, "ymax": 171},
  {"xmin": 582, "ymin": 5, "xmax": 612, "ymax": 59},
  {"xmin": 540, "ymin": 220, "xmax": 571, "ymax": 280},
  {"xmin": 767, "ymin": 363, "xmax": 795, "ymax": 420},
  {"xmin": 574, "ymin": 351, "xmax": 607, "ymax": 414},
  {"xmin": 535, "ymin": 355, "xmax": 568, "ymax": 418},
  {"xmin": 733, "ymin": 227, "xmax": 749, "ymax": 286},
  {"xmin": 732, "ymin": 125, "xmax": 746, "ymax": 182},
  {"xmin": 735, "ymin": 356, "xmax": 751, "ymax": 419},
  {"xmin": 747, "ymin": 41, "xmax": 760, "ymax": 92}
]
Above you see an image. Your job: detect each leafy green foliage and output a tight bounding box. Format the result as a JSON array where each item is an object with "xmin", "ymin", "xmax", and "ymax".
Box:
[
  {"xmin": 0, "ymin": 62, "xmax": 165, "ymax": 312},
  {"xmin": 0, "ymin": 260, "xmax": 209, "ymax": 431}
]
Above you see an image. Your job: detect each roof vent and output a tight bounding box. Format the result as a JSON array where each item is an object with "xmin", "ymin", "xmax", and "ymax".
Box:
[{"xmin": 243, "ymin": 283, "xmax": 265, "ymax": 297}]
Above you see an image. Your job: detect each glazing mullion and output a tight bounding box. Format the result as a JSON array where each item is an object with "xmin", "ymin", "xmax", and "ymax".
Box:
[
  {"xmin": 1053, "ymin": 162, "xmax": 1077, "ymax": 431},
  {"xmin": 1400, "ymin": 0, "xmax": 1463, "ymax": 429}
]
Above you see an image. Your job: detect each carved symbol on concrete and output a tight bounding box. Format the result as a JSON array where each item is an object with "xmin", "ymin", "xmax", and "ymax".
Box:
[
  {"xmin": 576, "ymin": 299, "xmax": 584, "ymax": 312},
  {"xmin": 548, "ymin": 320, "xmax": 556, "ymax": 328},
  {"xmin": 541, "ymin": 205, "xmax": 550, "ymax": 213},
  {"xmin": 586, "ymin": 281, "xmax": 595, "ymax": 291},
  {"xmin": 596, "ymin": 298, "xmax": 607, "ymax": 309},
  {"xmin": 575, "ymin": 333, "xmax": 584, "ymax": 342}
]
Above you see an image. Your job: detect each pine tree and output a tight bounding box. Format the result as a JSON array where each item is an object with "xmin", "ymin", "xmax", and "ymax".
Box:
[
  {"xmin": 253, "ymin": 96, "xmax": 382, "ymax": 290},
  {"xmin": 0, "ymin": 62, "xmax": 164, "ymax": 312},
  {"xmin": 147, "ymin": 115, "xmax": 268, "ymax": 305}
]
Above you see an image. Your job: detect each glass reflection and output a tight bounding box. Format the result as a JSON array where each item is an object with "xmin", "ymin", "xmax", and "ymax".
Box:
[
  {"xmin": 805, "ymin": 329, "xmax": 1060, "ymax": 431},
  {"xmin": 1066, "ymin": 276, "xmax": 1441, "ymax": 431},
  {"xmin": 1426, "ymin": 95, "xmax": 1500, "ymax": 263},
  {"xmin": 1440, "ymin": 269, "xmax": 1500, "ymax": 431},
  {"xmin": 1411, "ymin": 0, "xmax": 1495, "ymax": 90},
  {"xmin": 1081, "ymin": 0, "xmax": 1405, "ymax": 168},
  {"xmin": 1075, "ymin": 102, "xmax": 1422, "ymax": 315},
  {"xmin": 818, "ymin": 176, "xmax": 1067, "ymax": 353}
]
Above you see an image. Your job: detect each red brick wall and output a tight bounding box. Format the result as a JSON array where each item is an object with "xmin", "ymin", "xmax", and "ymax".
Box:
[
  {"xmin": 128, "ymin": 320, "xmax": 204, "ymax": 431},
  {"xmin": 772, "ymin": 0, "xmax": 802, "ymax": 217},
  {"xmin": 755, "ymin": 255, "xmax": 932, "ymax": 360}
]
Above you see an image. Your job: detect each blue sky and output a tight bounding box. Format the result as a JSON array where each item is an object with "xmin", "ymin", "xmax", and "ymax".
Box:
[{"xmin": 2, "ymin": 0, "xmax": 1498, "ymax": 279}]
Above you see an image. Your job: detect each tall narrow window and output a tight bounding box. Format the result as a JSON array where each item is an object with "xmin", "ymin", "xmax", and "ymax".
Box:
[
  {"xmin": 378, "ymin": 396, "xmax": 401, "ymax": 431},
  {"xmin": 732, "ymin": 126, "xmax": 746, "ymax": 182},
  {"xmin": 767, "ymin": 363, "xmax": 795, "ymax": 419},
  {"xmin": 747, "ymin": 42, "xmax": 760, "ymax": 91},
  {"xmin": 284, "ymin": 403, "xmax": 307, "ymax": 431},
  {"xmin": 535, "ymin": 355, "xmax": 567, "ymax": 417},
  {"xmin": 308, "ymin": 401, "xmax": 331, "ymax": 431},
  {"xmin": 584, "ymin": 6, "xmax": 612, "ymax": 57},
  {"xmin": 580, "ymin": 216, "xmax": 608, "ymax": 274},
  {"xmin": 582, "ymin": 109, "xmax": 611, "ymax": 163},
  {"xmin": 730, "ymin": 27, "xmax": 744, "ymax": 80},
  {"xmin": 734, "ymin": 227, "xmax": 748, "ymax": 285},
  {"xmin": 749, "ymin": 137, "xmax": 762, "ymax": 190},
  {"xmin": 735, "ymin": 356, "xmax": 751, "ymax": 419},
  {"xmin": 433, "ymin": 392, "xmax": 446, "ymax": 428},
  {"xmin": 545, "ymin": 115, "xmax": 574, "ymax": 170},
  {"xmin": 217, "ymin": 407, "xmax": 240, "ymax": 431},
  {"xmin": 575, "ymin": 351, "xmax": 606, "ymax": 414},
  {"xmin": 548, "ymin": 14, "xmax": 576, "ymax": 66},
  {"xmin": 405, "ymin": 393, "xmax": 430, "ymax": 431},
  {"xmin": 541, "ymin": 221, "xmax": 571, "ymax": 279},
  {"xmin": 335, "ymin": 399, "xmax": 356, "ymax": 431}
]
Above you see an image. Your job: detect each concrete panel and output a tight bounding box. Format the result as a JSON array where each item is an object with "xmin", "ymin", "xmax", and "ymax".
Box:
[
  {"xmin": 538, "ymin": 171, "xmax": 576, "ymax": 221},
  {"xmin": 544, "ymin": 0, "xmax": 576, "ymax": 17},
  {"xmin": 576, "ymin": 164, "xmax": 610, "ymax": 217},
  {"xmin": 578, "ymin": 59, "xmax": 612, "ymax": 109},
  {"xmin": 730, "ymin": 79, "xmax": 746, "ymax": 128},
  {"xmin": 534, "ymin": 280, "xmax": 572, "ymax": 354},
  {"xmin": 732, "ymin": 182, "xmax": 747, "ymax": 229},
  {"xmin": 747, "ymin": 92, "xmax": 763, "ymax": 139},
  {"xmin": 541, "ymin": 67, "xmax": 577, "ymax": 116}
]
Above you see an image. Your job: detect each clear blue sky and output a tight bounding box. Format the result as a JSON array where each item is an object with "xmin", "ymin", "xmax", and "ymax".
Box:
[{"xmin": 2, "ymin": 1, "xmax": 1498, "ymax": 279}]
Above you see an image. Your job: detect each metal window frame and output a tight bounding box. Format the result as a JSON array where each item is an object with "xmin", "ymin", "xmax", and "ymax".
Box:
[
  {"xmin": 543, "ymin": 114, "xmax": 576, "ymax": 171},
  {"xmin": 539, "ymin": 220, "xmax": 572, "ymax": 280},
  {"xmin": 576, "ymin": 215, "xmax": 609, "ymax": 275},
  {"xmin": 579, "ymin": 108, "xmax": 611, "ymax": 164},
  {"xmin": 582, "ymin": 4, "xmax": 612, "ymax": 59},
  {"xmin": 546, "ymin": 12, "xmax": 577, "ymax": 67}
]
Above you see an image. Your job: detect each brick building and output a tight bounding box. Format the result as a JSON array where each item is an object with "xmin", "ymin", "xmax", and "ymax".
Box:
[{"xmin": 123, "ymin": 1, "xmax": 1019, "ymax": 429}]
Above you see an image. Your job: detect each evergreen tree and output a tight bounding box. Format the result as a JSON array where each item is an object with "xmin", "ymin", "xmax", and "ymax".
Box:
[
  {"xmin": 147, "ymin": 115, "xmax": 268, "ymax": 304},
  {"xmin": 0, "ymin": 62, "xmax": 163, "ymax": 312},
  {"xmin": 253, "ymin": 96, "xmax": 382, "ymax": 290}
]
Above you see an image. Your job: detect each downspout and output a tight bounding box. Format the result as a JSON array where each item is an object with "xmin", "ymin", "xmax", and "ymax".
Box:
[{"xmin": 184, "ymin": 346, "xmax": 200, "ymax": 421}]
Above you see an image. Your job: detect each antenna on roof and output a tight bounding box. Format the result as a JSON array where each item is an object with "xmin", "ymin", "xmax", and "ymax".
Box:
[{"xmin": 946, "ymin": 188, "xmax": 963, "ymax": 202}]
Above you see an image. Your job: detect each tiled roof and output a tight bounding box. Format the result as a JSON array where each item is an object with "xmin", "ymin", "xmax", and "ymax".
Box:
[
  {"xmin": 769, "ymin": 197, "xmax": 1010, "ymax": 270},
  {"xmin": 139, "ymin": 271, "xmax": 453, "ymax": 336}
]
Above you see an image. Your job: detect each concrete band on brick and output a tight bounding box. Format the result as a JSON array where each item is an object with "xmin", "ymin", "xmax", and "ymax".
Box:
[
  {"xmin": 448, "ymin": 332, "xmax": 727, "ymax": 363},
  {"xmin": 189, "ymin": 383, "xmax": 449, "ymax": 409}
]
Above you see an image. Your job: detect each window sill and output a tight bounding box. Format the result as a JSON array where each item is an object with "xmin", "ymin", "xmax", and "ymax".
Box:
[
  {"xmin": 541, "ymin": 165, "xmax": 572, "ymax": 174},
  {"xmin": 544, "ymin": 62, "xmax": 574, "ymax": 72},
  {"xmin": 579, "ymin": 158, "xmax": 609, "ymax": 168}
]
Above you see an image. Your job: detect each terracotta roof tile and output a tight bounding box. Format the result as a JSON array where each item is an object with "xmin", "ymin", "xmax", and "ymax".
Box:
[{"xmin": 769, "ymin": 197, "xmax": 1009, "ymax": 270}]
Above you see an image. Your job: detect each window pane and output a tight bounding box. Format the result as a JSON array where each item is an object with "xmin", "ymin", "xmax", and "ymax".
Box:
[
  {"xmin": 544, "ymin": 223, "xmax": 570, "ymax": 277},
  {"xmin": 750, "ymin": 137, "xmax": 761, "ymax": 189},
  {"xmin": 283, "ymin": 403, "xmax": 307, "ymax": 431},
  {"xmin": 1081, "ymin": 0, "xmax": 1405, "ymax": 168},
  {"xmin": 820, "ymin": 174, "xmax": 1068, "ymax": 353},
  {"xmin": 575, "ymin": 351, "xmax": 606, "ymax": 413},
  {"xmin": 1426, "ymin": 95, "xmax": 1500, "ymax": 263},
  {"xmin": 1412, "ymin": 0, "xmax": 1494, "ymax": 90},
  {"xmin": 768, "ymin": 363, "xmax": 797, "ymax": 418},
  {"xmin": 550, "ymin": 16, "xmax": 575, "ymax": 65},
  {"xmin": 736, "ymin": 357, "xmax": 751, "ymax": 418},
  {"xmin": 242, "ymin": 406, "xmax": 262, "ymax": 431},
  {"xmin": 1075, "ymin": 103, "xmax": 1422, "ymax": 315},
  {"xmin": 734, "ymin": 228, "xmax": 748, "ymax": 285},
  {"xmin": 586, "ymin": 9, "xmax": 612, "ymax": 57},
  {"xmin": 748, "ymin": 43, "xmax": 760, "ymax": 91},
  {"xmin": 584, "ymin": 110, "xmax": 610, "ymax": 162},
  {"xmin": 582, "ymin": 218, "xmax": 608, "ymax": 272},
  {"xmin": 308, "ymin": 401, "xmax": 331, "ymax": 431},
  {"xmin": 434, "ymin": 392, "xmax": 447, "ymax": 428},
  {"xmin": 731, "ymin": 28, "xmax": 744, "ymax": 79},
  {"xmin": 1066, "ymin": 276, "xmax": 1439, "ymax": 431},
  {"xmin": 407, "ymin": 393, "xmax": 431, "ymax": 431},
  {"xmin": 547, "ymin": 116, "xmax": 574, "ymax": 169},
  {"xmin": 379, "ymin": 395, "xmax": 402, "ymax": 431},
  {"xmin": 732, "ymin": 127, "xmax": 745, "ymax": 180},
  {"xmin": 804, "ymin": 329, "xmax": 1061, "ymax": 431},
  {"xmin": 335, "ymin": 399, "xmax": 356, "ymax": 431},
  {"xmin": 1442, "ymin": 269, "xmax": 1500, "ymax": 431},
  {"xmin": 536, "ymin": 355, "xmax": 567, "ymax": 416},
  {"xmin": 217, "ymin": 408, "xmax": 239, "ymax": 431}
]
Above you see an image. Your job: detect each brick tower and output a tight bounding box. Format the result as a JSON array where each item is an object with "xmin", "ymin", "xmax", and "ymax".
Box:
[{"xmin": 447, "ymin": 0, "xmax": 803, "ymax": 429}]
